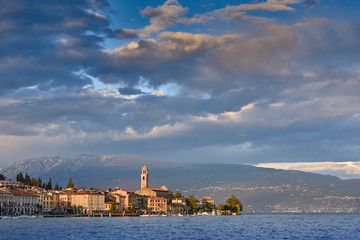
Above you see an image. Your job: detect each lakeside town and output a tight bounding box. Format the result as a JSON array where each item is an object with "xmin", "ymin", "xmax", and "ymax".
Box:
[{"xmin": 0, "ymin": 165, "xmax": 243, "ymax": 218}]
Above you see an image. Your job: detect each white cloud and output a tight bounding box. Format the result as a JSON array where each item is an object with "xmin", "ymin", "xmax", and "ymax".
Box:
[{"xmin": 255, "ymin": 161, "xmax": 360, "ymax": 179}]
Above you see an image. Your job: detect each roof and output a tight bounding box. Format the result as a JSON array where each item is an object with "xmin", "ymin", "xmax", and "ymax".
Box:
[
  {"xmin": 0, "ymin": 188, "xmax": 13, "ymax": 195},
  {"xmin": 10, "ymin": 190, "xmax": 38, "ymax": 197},
  {"xmin": 145, "ymin": 187, "xmax": 168, "ymax": 192}
]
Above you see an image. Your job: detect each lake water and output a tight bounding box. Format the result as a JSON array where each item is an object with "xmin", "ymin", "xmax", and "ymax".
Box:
[{"xmin": 1, "ymin": 213, "xmax": 360, "ymax": 239}]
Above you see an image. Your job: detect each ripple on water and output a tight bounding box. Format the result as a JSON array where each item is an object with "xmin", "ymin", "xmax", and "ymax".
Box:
[{"xmin": 1, "ymin": 213, "xmax": 360, "ymax": 240}]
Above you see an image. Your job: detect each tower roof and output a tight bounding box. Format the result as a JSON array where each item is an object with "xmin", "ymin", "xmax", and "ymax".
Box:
[{"xmin": 142, "ymin": 165, "xmax": 148, "ymax": 171}]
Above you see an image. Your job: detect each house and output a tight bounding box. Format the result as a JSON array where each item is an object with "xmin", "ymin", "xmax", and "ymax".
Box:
[{"xmin": 199, "ymin": 196, "xmax": 215, "ymax": 208}]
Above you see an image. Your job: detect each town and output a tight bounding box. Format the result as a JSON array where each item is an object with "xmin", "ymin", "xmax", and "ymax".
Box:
[{"xmin": 0, "ymin": 166, "xmax": 242, "ymax": 218}]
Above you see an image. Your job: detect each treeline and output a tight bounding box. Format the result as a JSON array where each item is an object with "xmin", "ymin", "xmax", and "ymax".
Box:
[
  {"xmin": 170, "ymin": 190, "xmax": 243, "ymax": 215},
  {"xmin": 16, "ymin": 172, "xmax": 61, "ymax": 190},
  {"xmin": 0, "ymin": 173, "xmax": 5, "ymax": 181}
]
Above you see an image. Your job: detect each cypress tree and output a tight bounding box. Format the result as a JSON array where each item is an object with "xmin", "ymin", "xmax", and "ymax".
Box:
[
  {"xmin": 25, "ymin": 173, "xmax": 30, "ymax": 185},
  {"xmin": 67, "ymin": 177, "xmax": 74, "ymax": 188},
  {"xmin": 47, "ymin": 178, "xmax": 52, "ymax": 190}
]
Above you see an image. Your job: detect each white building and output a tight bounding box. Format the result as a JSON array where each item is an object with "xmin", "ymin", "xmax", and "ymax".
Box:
[
  {"xmin": 0, "ymin": 188, "xmax": 13, "ymax": 215},
  {"xmin": 10, "ymin": 189, "xmax": 39, "ymax": 215}
]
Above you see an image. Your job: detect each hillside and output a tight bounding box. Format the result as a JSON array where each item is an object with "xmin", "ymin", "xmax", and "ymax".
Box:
[{"xmin": 1, "ymin": 154, "xmax": 359, "ymax": 212}]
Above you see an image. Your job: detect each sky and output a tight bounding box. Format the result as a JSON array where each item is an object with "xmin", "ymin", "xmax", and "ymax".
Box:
[{"xmin": 0, "ymin": 0, "xmax": 360, "ymax": 178}]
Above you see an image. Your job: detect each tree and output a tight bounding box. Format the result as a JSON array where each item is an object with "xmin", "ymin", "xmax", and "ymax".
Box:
[
  {"xmin": 46, "ymin": 177, "xmax": 52, "ymax": 190},
  {"xmin": 0, "ymin": 173, "xmax": 5, "ymax": 180},
  {"xmin": 37, "ymin": 178, "xmax": 42, "ymax": 187},
  {"xmin": 185, "ymin": 195, "xmax": 198, "ymax": 213},
  {"xmin": 169, "ymin": 191, "xmax": 174, "ymax": 198},
  {"xmin": 174, "ymin": 191, "xmax": 182, "ymax": 198},
  {"xmin": 30, "ymin": 178, "xmax": 40, "ymax": 186},
  {"xmin": 24, "ymin": 173, "xmax": 30, "ymax": 185},
  {"xmin": 67, "ymin": 177, "xmax": 74, "ymax": 188},
  {"xmin": 17, "ymin": 172, "xmax": 24, "ymax": 183},
  {"xmin": 224, "ymin": 195, "xmax": 243, "ymax": 215},
  {"xmin": 54, "ymin": 182, "xmax": 60, "ymax": 190}
]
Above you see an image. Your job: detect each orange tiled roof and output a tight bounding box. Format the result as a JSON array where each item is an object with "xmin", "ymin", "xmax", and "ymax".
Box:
[
  {"xmin": 9, "ymin": 190, "xmax": 38, "ymax": 197},
  {"xmin": 146, "ymin": 187, "xmax": 168, "ymax": 192}
]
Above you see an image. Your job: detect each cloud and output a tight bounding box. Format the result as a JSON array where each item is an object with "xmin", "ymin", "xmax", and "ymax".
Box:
[
  {"xmin": 140, "ymin": 0, "xmax": 189, "ymax": 36},
  {"xmin": 96, "ymin": 24, "xmax": 297, "ymax": 94},
  {"xmin": 123, "ymin": 0, "xmax": 296, "ymax": 38},
  {"xmin": 118, "ymin": 87, "xmax": 144, "ymax": 95},
  {"xmin": 1, "ymin": 0, "xmax": 360, "ymax": 169},
  {"xmin": 0, "ymin": 0, "xmax": 112, "ymax": 94},
  {"xmin": 255, "ymin": 162, "xmax": 360, "ymax": 179}
]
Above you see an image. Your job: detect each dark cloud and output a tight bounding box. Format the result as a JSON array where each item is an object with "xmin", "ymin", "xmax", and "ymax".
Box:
[
  {"xmin": 302, "ymin": 0, "xmax": 318, "ymax": 7},
  {"xmin": 0, "ymin": 0, "xmax": 111, "ymax": 94},
  {"xmin": 118, "ymin": 87, "xmax": 144, "ymax": 95},
  {"xmin": 114, "ymin": 29, "xmax": 140, "ymax": 39}
]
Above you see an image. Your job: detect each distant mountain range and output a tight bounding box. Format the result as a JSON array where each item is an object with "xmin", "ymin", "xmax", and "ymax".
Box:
[{"xmin": 1, "ymin": 154, "xmax": 360, "ymax": 212}]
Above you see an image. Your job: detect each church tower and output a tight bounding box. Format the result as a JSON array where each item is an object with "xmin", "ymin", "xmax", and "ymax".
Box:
[{"xmin": 141, "ymin": 165, "xmax": 148, "ymax": 189}]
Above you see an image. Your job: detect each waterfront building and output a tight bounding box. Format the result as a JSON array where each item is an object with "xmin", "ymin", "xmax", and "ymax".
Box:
[
  {"xmin": 42, "ymin": 192, "xmax": 59, "ymax": 212},
  {"xmin": 135, "ymin": 165, "xmax": 173, "ymax": 212},
  {"xmin": 0, "ymin": 188, "xmax": 13, "ymax": 215},
  {"xmin": 10, "ymin": 189, "xmax": 39, "ymax": 215},
  {"xmin": 148, "ymin": 196, "xmax": 167, "ymax": 213},
  {"xmin": 107, "ymin": 193, "xmax": 125, "ymax": 211},
  {"xmin": 59, "ymin": 192, "xmax": 73, "ymax": 208},
  {"xmin": 70, "ymin": 192, "xmax": 106, "ymax": 213},
  {"xmin": 111, "ymin": 189, "xmax": 140, "ymax": 209}
]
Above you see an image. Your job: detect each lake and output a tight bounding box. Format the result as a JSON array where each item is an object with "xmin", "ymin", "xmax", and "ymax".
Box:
[{"xmin": 1, "ymin": 213, "xmax": 360, "ymax": 239}]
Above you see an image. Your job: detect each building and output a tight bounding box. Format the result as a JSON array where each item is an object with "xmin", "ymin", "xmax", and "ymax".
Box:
[
  {"xmin": 70, "ymin": 192, "xmax": 106, "ymax": 213},
  {"xmin": 10, "ymin": 189, "xmax": 39, "ymax": 215},
  {"xmin": 141, "ymin": 165, "xmax": 148, "ymax": 189},
  {"xmin": 0, "ymin": 188, "xmax": 13, "ymax": 215},
  {"xmin": 42, "ymin": 192, "xmax": 59, "ymax": 212},
  {"xmin": 170, "ymin": 197, "xmax": 187, "ymax": 213},
  {"xmin": 199, "ymin": 196, "xmax": 215, "ymax": 208},
  {"xmin": 111, "ymin": 189, "xmax": 140, "ymax": 209},
  {"xmin": 148, "ymin": 196, "xmax": 167, "ymax": 213},
  {"xmin": 0, "ymin": 181, "xmax": 24, "ymax": 188},
  {"xmin": 59, "ymin": 192, "xmax": 73, "ymax": 208},
  {"xmin": 135, "ymin": 165, "xmax": 173, "ymax": 212},
  {"xmin": 136, "ymin": 186, "xmax": 173, "ymax": 200}
]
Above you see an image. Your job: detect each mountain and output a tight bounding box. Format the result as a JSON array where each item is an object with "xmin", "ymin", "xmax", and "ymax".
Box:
[{"xmin": 1, "ymin": 154, "xmax": 359, "ymax": 212}]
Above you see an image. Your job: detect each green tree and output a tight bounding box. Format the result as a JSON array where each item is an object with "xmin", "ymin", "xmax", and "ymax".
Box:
[
  {"xmin": 46, "ymin": 177, "xmax": 52, "ymax": 190},
  {"xmin": 0, "ymin": 173, "xmax": 5, "ymax": 180},
  {"xmin": 54, "ymin": 182, "xmax": 60, "ymax": 190},
  {"xmin": 225, "ymin": 195, "xmax": 243, "ymax": 215},
  {"xmin": 67, "ymin": 177, "xmax": 74, "ymax": 188},
  {"xmin": 109, "ymin": 204, "xmax": 117, "ymax": 213},
  {"xmin": 37, "ymin": 177, "xmax": 42, "ymax": 187},
  {"xmin": 169, "ymin": 191, "xmax": 174, "ymax": 198},
  {"xmin": 24, "ymin": 173, "xmax": 30, "ymax": 185},
  {"xmin": 30, "ymin": 178, "xmax": 40, "ymax": 186},
  {"xmin": 185, "ymin": 195, "xmax": 198, "ymax": 213},
  {"xmin": 174, "ymin": 191, "xmax": 182, "ymax": 198},
  {"xmin": 17, "ymin": 172, "xmax": 24, "ymax": 183}
]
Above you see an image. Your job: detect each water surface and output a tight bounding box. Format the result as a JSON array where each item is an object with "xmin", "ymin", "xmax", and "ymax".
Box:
[{"xmin": 1, "ymin": 213, "xmax": 360, "ymax": 239}]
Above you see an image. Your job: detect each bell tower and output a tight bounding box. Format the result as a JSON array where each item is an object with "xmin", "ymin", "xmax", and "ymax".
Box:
[{"xmin": 141, "ymin": 165, "xmax": 148, "ymax": 189}]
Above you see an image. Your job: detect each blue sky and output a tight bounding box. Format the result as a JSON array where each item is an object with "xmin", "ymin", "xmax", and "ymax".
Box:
[{"xmin": 0, "ymin": 0, "xmax": 360, "ymax": 178}]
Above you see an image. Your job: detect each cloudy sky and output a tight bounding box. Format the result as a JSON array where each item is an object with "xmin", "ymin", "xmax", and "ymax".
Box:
[{"xmin": 0, "ymin": 0, "xmax": 359, "ymax": 178}]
